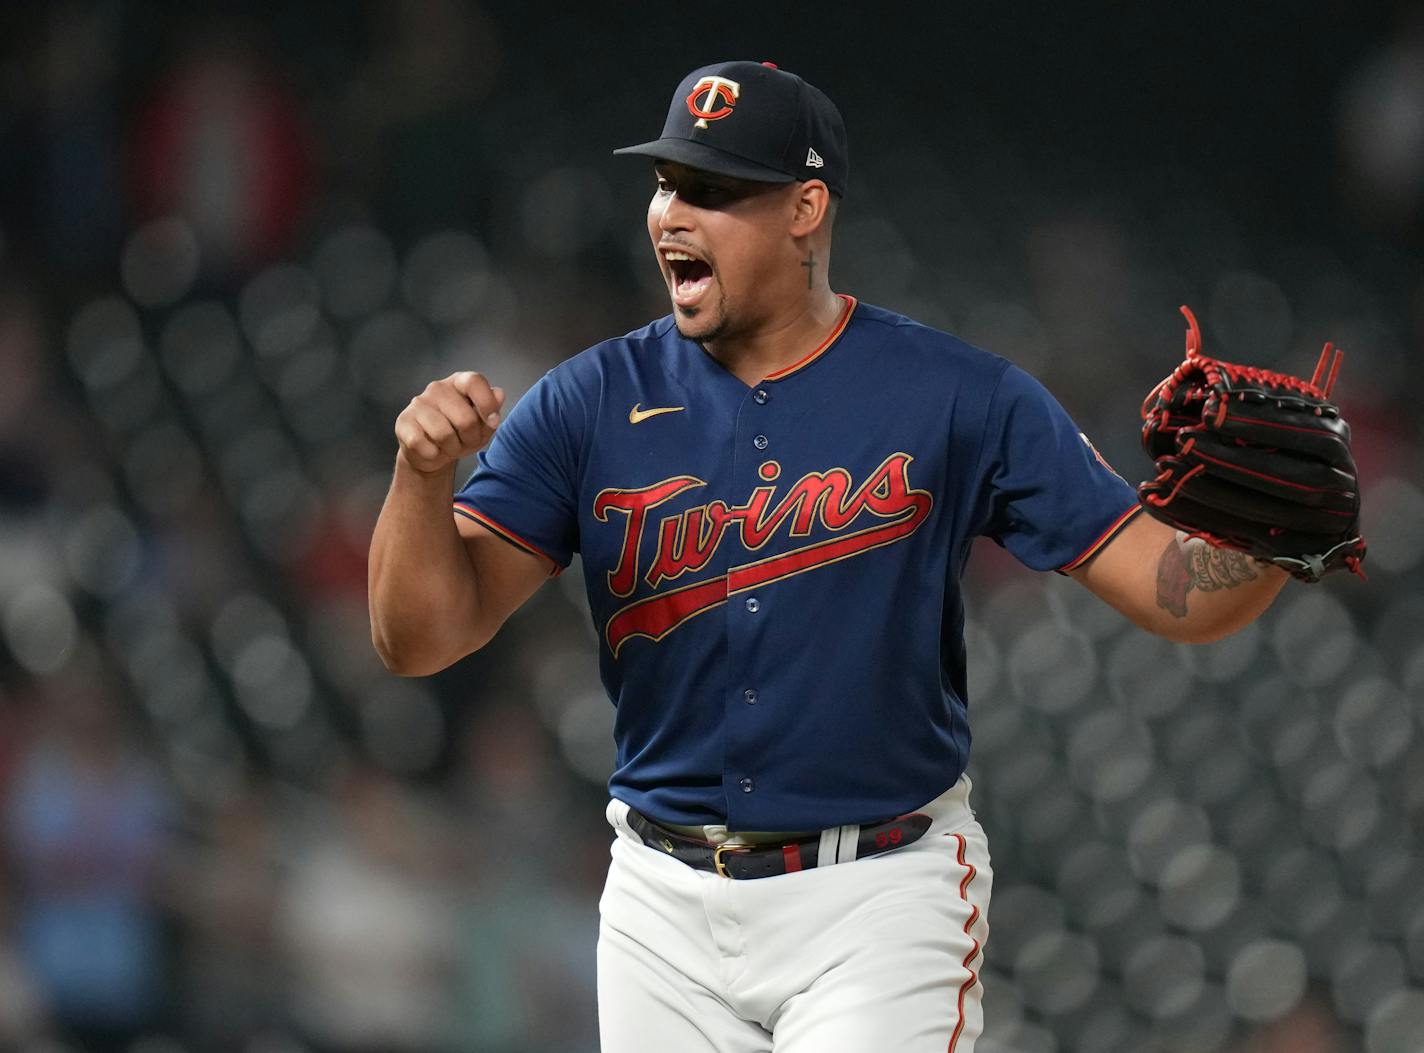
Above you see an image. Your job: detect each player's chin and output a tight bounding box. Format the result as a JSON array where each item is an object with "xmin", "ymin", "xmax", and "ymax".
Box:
[
  {"xmin": 673, "ymin": 306, "xmax": 722, "ymax": 342},
  {"xmin": 671, "ymin": 298, "xmax": 720, "ymax": 337}
]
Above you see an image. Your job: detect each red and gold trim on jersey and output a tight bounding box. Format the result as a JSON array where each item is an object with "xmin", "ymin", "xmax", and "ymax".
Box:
[
  {"xmin": 1057, "ymin": 501, "xmax": 1143, "ymax": 573},
  {"xmin": 762, "ymin": 293, "xmax": 857, "ymax": 381},
  {"xmin": 453, "ymin": 503, "xmax": 562, "ymax": 576}
]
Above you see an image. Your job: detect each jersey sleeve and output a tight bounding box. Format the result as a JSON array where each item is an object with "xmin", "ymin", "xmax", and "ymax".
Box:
[
  {"xmin": 977, "ymin": 363, "xmax": 1141, "ymax": 572},
  {"xmin": 453, "ymin": 369, "xmax": 584, "ymax": 571}
]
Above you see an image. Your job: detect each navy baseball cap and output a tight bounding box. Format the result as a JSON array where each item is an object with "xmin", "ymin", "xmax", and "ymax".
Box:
[{"xmin": 614, "ymin": 60, "xmax": 848, "ymax": 197}]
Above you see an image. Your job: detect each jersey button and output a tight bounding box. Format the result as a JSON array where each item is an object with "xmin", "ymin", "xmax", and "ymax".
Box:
[
  {"xmin": 744, "ymin": 597, "xmax": 760, "ymax": 613},
  {"xmin": 753, "ymin": 434, "xmax": 769, "ymax": 450},
  {"xmin": 753, "ymin": 389, "xmax": 769, "ymax": 404},
  {"xmin": 739, "ymin": 777, "xmax": 754, "ymax": 793},
  {"xmin": 743, "ymin": 688, "xmax": 758, "ymax": 704}
]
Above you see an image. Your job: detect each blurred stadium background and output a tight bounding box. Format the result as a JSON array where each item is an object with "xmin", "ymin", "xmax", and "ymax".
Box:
[{"xmin": 1, "ymin": 2, "xmax": 1421, "ymax": 1052}]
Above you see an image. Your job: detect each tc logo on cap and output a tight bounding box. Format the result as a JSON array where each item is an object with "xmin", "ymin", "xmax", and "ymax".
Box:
[{"xmin": 686, "ymin": 76, "xmax": 741, "ymax": 129}]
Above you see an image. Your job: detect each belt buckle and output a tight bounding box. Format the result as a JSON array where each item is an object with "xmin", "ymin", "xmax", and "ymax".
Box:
[{"xmin": 713, "ymin": 843, "xmax": 749, "ymax": 879}]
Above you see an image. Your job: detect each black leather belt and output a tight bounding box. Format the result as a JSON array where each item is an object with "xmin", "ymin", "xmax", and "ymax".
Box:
[{"xmin": 624, "ymin": 806, "xmax": 933, "ymax": 879}]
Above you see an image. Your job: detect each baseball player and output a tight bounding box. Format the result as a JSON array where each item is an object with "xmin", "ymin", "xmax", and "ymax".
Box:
[{"xmin": 369, "ymin": 60, "xmax": 1363, "ymax": 1052}]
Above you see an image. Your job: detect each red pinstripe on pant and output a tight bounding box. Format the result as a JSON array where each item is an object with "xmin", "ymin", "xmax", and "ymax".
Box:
[{"xmin": 947, "ymin": 832, "xmax": 982, "ymax": 1052}]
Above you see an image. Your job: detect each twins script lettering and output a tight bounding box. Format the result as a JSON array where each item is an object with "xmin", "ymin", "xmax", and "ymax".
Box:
[{"xmin": 593, "ymin": 453, "xmax": 931, "ymax": 655}]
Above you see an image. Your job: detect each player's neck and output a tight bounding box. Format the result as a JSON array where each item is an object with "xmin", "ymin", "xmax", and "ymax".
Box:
[{"xmin": 704, "ymin": 289, "xmax": 846, "ymax": 386}]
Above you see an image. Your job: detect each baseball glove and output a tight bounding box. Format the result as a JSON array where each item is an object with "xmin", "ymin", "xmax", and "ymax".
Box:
[{"xmin": 1138, "ymin": 305, "xmax": 1366, "ymax": 582}]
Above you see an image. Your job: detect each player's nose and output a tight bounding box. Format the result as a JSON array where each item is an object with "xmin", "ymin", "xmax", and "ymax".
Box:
[{"xmin": 656, "ymin": 190, "xmax": 695, "ymax": 233}]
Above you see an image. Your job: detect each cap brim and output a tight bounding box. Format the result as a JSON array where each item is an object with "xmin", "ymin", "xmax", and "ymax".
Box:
[{"xmin": 612, "ymin": 138, "xmax": 796, "ymax": 184}]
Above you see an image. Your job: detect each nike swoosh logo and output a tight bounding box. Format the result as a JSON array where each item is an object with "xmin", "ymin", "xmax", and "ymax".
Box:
[{"xmin": 629, "ymin": 404, "xmax": 685, "ymax": 424}]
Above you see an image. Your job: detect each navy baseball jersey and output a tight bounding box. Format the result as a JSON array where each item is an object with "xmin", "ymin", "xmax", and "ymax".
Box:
[{"xmin": 454, "ymin": 296, "xmax": 1139, "ymax": 830}]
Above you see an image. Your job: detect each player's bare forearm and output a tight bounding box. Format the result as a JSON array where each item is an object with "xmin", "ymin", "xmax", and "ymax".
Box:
[
  {"xmin": 1149, "ymin": 532, "xmax": 1288, "ymax": 637},
  {"xmin": 368, "ymin": 455, "xmax": 489, "ymax": 675},
  {"xmin": 370, "ymin": 370, "xmax": 551, "ymax": 674},
  {"xmin": 1069, "ymin": 512, "xmax": 1287, "ymax": 643}
]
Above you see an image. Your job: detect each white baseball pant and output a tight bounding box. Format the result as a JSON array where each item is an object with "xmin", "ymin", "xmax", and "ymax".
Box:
[{"xmin": 598, "ymin": 775, "xmax": 993, "ymax": 1052}]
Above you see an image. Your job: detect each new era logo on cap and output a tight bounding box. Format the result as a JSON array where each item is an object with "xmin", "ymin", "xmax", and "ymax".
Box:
[{"xmin": 614, "ymin": 60, "xmax": 848, "ymax": 197}]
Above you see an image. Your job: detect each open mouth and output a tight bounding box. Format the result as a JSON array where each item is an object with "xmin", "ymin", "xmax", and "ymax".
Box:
[{"xmin": 664, "ymin": 250, "xmax": 714, "ymax": 306}]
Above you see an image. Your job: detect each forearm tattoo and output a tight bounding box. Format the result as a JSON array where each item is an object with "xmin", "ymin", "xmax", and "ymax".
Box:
[{"xmin": 1156, "ymin": 536, "xmax": 1258, "ymax": 618}]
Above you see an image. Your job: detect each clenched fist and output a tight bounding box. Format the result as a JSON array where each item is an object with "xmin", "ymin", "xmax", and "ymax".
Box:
[{"xmin": 394, "ymin": 371, "xmax": 506, "ymax": 475}]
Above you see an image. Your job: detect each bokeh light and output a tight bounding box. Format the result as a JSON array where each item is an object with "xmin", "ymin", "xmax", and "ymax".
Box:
[
  {"xmin": 121, "ymin": 217, "xmax": 201, "ymax": 308},
  {"xmin": 401, "ymin": 230, "xmax": 491, "ymax": 326},
  {"xmin": 312, "ymin": 224, "xmax": 398, "ymax": 321},
  {"xmin": 1009, "ymin": 621, "xmax": 1098, "ymax": 714},
  {"xmin": 1225, "ymin": 939, "xmax": 1308, "ymax": 1023},
  {"xmin": 159, "ymin": 300, "xmax": 242, "ymax": 398},
  {"xmin": 3, "ymin": 583, "xmax": 79, "ymax": 675}
]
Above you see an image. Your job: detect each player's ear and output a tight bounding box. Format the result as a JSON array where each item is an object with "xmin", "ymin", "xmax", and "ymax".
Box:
[{"xmin": 788, "ymin": 180, "xmax": 831, "ymax": 239}]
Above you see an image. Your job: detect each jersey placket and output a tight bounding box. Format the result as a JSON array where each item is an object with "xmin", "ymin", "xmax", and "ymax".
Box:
[{"xmin": 721, "ymin": 380, "xmax": 780, "ymax": 827}]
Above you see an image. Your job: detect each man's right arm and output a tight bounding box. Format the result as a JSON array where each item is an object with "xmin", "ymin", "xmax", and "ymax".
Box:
[{"xmin": 368, "ymin": 372, "xmax": 553, "ymax": 676}]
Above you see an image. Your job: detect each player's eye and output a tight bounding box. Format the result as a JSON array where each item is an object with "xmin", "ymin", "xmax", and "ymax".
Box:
[{"xmin": 684, "ymin": 183, "xmax": 729, "ymax": 207}]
